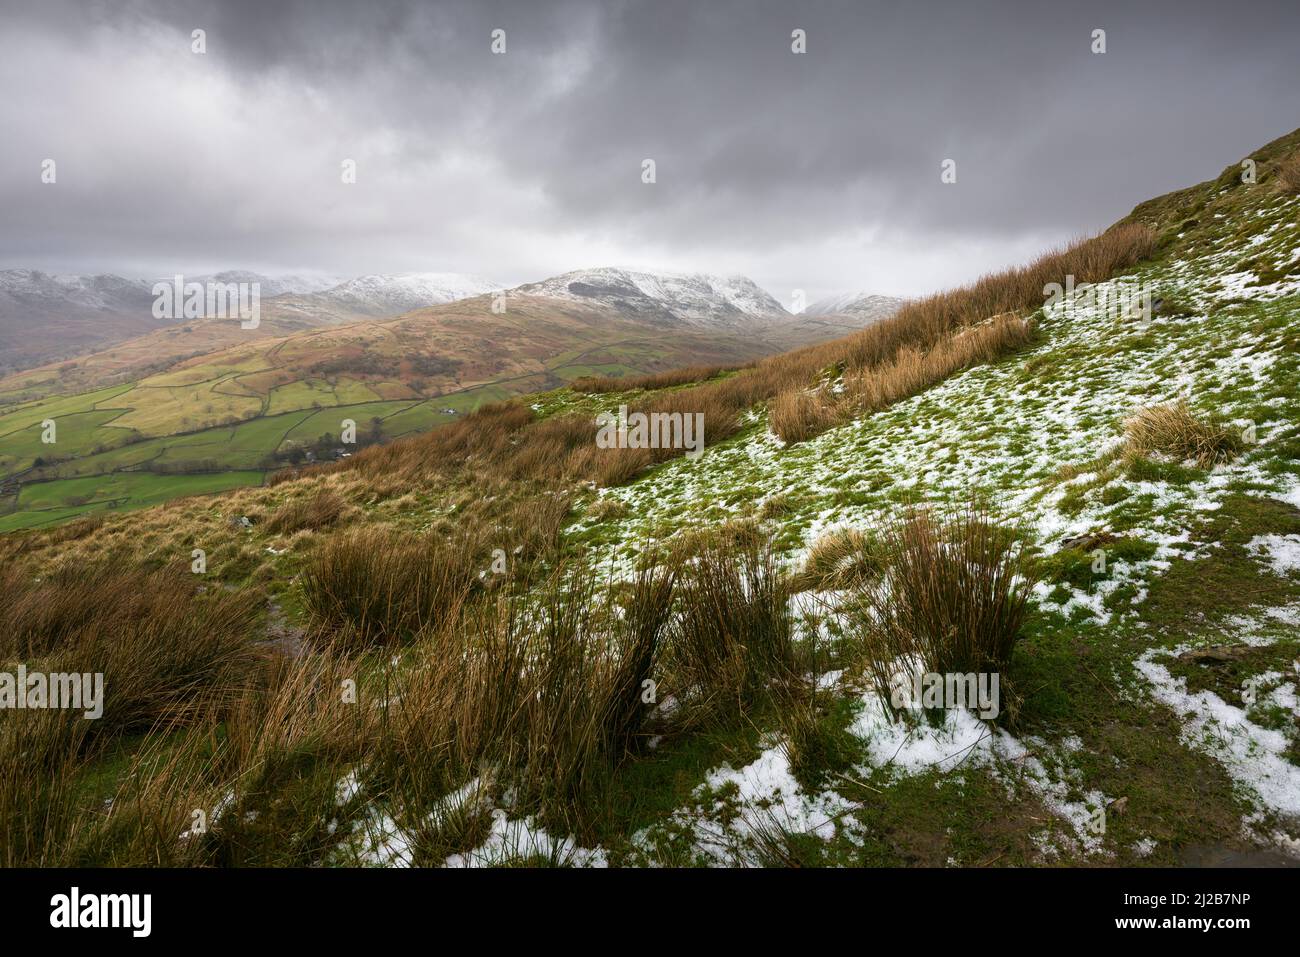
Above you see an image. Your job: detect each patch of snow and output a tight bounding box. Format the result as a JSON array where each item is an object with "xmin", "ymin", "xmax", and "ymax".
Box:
[
  {"xmin": 446, "ymin": 810, "xmax": 607, "ymax": 868},
  {"xmin": 1247, "ymin": 534, "xmax": 1300, "ymax": 576},
  {"xmin": 1136, "ymin": 638, "xmax": 1300, "ymax": 820}
]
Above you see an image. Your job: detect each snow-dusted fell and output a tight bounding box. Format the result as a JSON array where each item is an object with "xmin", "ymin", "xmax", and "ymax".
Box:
[
  {"xmin": 0, "ymin": 268, "xmax": 156, "ymax": 311},
  {"xmin": 803, "ymin": 291, "xmax": 904, "ymax": 323},
  {"xmin": 0, "ymin": 269, "xmax": 166, "ymax": 373},
  {"xmin": 305, "ymin": 272, "xmax": 500, "ymax": 317},
  {"xmin": 514, "ymin": 268, "xmax": 789, "ymax": 329},
  {"xmin": 0, "ymin": 268, "xmax": 501, "ymax": 374},
  {"xmin": 0, "ymin": 268, "xmax": 342, "ymax": 313},
  {"xmin": 192, "ymin": 271, "xmax": 342, "ymax": 299}
]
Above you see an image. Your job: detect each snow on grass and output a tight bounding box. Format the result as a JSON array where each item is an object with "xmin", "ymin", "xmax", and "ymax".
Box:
[
  {"xmin": 329, "ymin": 768, "xmax": 610, "ymax": 868},
  {"xmin": 1247, "ymin": 533, "xmax": 1300, "ymax": 576},
  {"xmin": 584, "ymin": 202, "xmax": 1300, "ymax": 626},
  {"xmin": 630, "ymin": 732, "xmax": 861, "ymax": 866},
  {"xmin": 1276, "ymin": 484, "xmax": 1300, "ymax": 511},
  {"xmin": 346, "ymin": 809, "xmax": 416, "ymax": 867},
  {"xmin": 847, "ymin": 690, "xmax": 1112, "ymax": 854},
  {"xmin": 330, "ymin": 770, "xmax": 530, "ymax": 868},
  {"xmin": 1136, "ymin": 613, "xmax": 1300, "ymax": 821},
  {"xmin": 328, "ymin": 768, "xmax": 417, "ymax": 867},
  {"xmin": 1220, "ymin": 603, "xmax": 1300, "ymax": 645},
  {"xmin": 635, "ymin": 683, "xmax": 1113, "ymax": 865},
  {"xmin": 445, "ymin": 810, "xmax": 607, "ymax": 868}
]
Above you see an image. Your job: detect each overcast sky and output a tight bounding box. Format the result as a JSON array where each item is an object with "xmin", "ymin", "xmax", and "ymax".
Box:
[{"xmin": 1, "ymin": 0, "xmax": 1297, "ymax": 303}]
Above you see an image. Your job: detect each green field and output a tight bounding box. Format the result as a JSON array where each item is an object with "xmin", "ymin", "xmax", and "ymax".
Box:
[
  {"xmin": 0, "ymin": 291, "xmax": 774, "ymax": 529},
  {"xmin": 0, "ymin": 365, "xmax": 647, "ymax": 527},
  {"xmin": 0, "ymin": 469, "xmax": 267, "ymax": 532}
]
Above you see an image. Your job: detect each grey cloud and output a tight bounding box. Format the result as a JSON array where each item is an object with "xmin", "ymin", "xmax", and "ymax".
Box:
[{"xmin": 0, "ymin": 0, "xmax": 1296, "ymax": 300}]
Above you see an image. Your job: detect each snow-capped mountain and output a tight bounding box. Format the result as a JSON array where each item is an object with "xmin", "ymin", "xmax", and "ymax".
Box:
[
  {"xmin": 0, "ymin": 268, "xmax": 156, "ymax": 311},
  {"xmin": 290, "ymin": 272, "xmax": 500, "ymax": 318},
  {"xmin": 0, "ymin": 268, "xmax": 340, "ymax": 318},
  {"xmin": 513, "ymin": 268, "xmax": 789, "ymax": 329},
  {"xmin": 0, "ymin": 269, "xmax": 165, "ymax": 373},
  {"xmin": 189, "ymin": 271, "xmax": 342, "ymax": 299},
  {"xmin": 802, "ymin": 291, "xmax": 904, "ymax": 324}
]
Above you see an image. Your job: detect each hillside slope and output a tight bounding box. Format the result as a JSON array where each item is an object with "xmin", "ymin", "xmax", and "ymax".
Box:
[
  {"xmin": 2, "ymin": 128, "xmax": 1297, "ymax": 868},
  {"xmin": 0, "ymin": 270, "xmax": 160, "ymax": 374},
  {"xmin": 0, "ymin": 293, "xmax": 778, "ymax": 529},
  {"xmin": 0, "ymin": 268, "xmax": 899, "ymax": 529},
  {"xmin": 0, "ymin": 269, "xmax": 348, "ymax": 378},
  {"xmin": 0, "ymin": 272, "xmax": 494, "ymax": 402}
]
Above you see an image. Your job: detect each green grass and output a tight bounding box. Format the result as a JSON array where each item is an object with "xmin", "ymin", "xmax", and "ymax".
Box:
[
  {"xmin": 0, "ymin": 342, "xmax": 711, "ymax": 527},
  {"xmin": 0, "ymin": 469, "xmax": 266, "ymax": 531}
]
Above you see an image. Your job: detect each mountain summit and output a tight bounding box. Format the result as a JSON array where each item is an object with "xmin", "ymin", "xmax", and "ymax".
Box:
[
  {"xmin": 513, "ymin": 267, "xmax": 789, "ymax": 329},
  {"xmin": 804, "ymin": 291, "xmax": 905, "ymax": 323},
  {"xmin": 292, "ymin": 272, "xmax": 501, "ymax": 318}
]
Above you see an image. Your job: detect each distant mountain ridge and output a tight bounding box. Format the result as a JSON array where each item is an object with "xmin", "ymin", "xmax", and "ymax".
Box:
[
  {"xmin": 0, "ymin": 268, "xmax": 499, "ymax": 375},
  {"xmin": 803, "ymin": 291, "xmax": 905, "ymax": 323},
  {"xmin": 0, "ymin": 269, "xmax": 161, "ymax": 373},
  {"xmin": 514, "ymin": 267, "xmax": 790, "ymax": 329},
  {"xmin": 273, "ymin": 272, "xmax": 500, "ymax": 320},
  {"xmin": 191, "ymin": 271, "xmax": 341, "ymax": 299},
  {"xmin": 0, "ymin": 264, "xmax": 901, "ymax": 385}
]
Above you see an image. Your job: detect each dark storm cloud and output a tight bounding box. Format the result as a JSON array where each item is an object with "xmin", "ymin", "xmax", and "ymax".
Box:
[{"xmin": 1, "ymin": 0, "xmax": 1297, "ymax": 298}]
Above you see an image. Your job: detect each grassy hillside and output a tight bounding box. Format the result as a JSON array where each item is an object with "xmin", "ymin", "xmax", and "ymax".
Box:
[
  {"xmin": 1, "ymin": 128, "xmax": 1297, "ymax": 868},
  {"xmin": 0, "ymin": 295, "xmax": 776, "ymax": 529},
  {"xmin": 0, "ymin": 303, "xmax": 338, "ymax": 406}
]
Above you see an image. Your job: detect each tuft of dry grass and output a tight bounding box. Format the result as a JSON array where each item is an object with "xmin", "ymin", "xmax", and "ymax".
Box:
[
  {"xmin": 793, "ymin": 527, "xmax": 882, "ymax": 592},
  {"xmin": 768, "ymin": 389, "xmax": 841, "ymax": 444},
  {"xmin": 1123, "ymin": 400, "xmax": 1243, "ymax": 467},
  {"xmin": 267, "ymin": 467, "xmax": 303, "ymax": 487},
  {"xmin": 663, "ymin": 528, "xmax": 798, "ymax": 728},
  {"xmin": 586, "ymin": 496, "xmax": 629, "ymax": 523},
  {"xmin": 771, "ymin": 314, "xmax": 1037, "ymax": 443},
  {"xmin": 850, "ymin": 506, "xmax": 1036, "ymax": 723},
  {"xmin": 264, "ymin": 488, "xmax": 346, "ymax": 535},
  {"xmin": 851, "ymin": 315, "xmax": 1036, "ymax": 411},
  {"xmin": 300, "ymin": 526, "xmax": 481, "ymax": 646},
  {"xmin": 1275, "ymin": 153, "xmax": 1300, "ymax": 195},
  {"xmin": 370, "ymin": 560, "xmax": 678, "ymax": 842}
]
